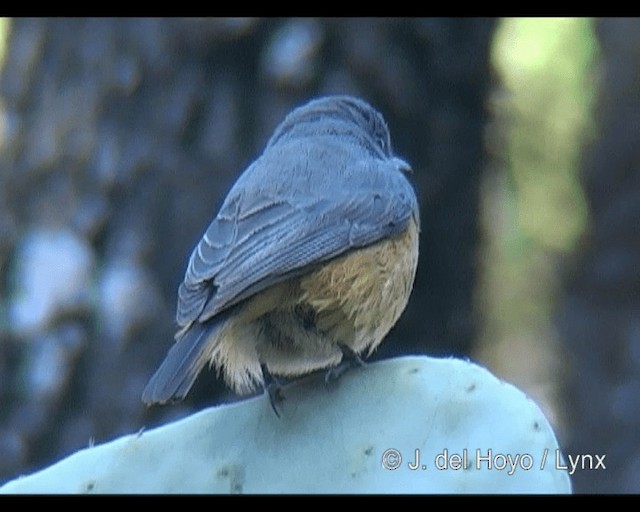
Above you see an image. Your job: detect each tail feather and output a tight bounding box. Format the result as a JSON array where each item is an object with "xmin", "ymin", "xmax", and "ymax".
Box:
[{"xmin": 142, "ymin": 317, "xmax": 226, "ymax": 405}]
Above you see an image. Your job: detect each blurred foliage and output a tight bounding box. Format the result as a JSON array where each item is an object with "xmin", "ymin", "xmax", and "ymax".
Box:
[
  {"xmin": 493, "ymin": 17, "xmax": 596, "ymax": 251},
  {"xmin": 0, "ymin": 18, "xmax": 9, "ymax": 64},
  {"xmin": 478, "ymin": 18, "xmax": 598, "ymax": 432},
  {"xmin": 0, "ymin": 18, "xmax": 9, "ymax": 160}
]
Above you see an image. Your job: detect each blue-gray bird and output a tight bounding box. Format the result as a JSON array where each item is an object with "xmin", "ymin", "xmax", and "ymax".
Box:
[{"xmin": 142, "ymin": 95, "xmax": 419, "ymax": 405}]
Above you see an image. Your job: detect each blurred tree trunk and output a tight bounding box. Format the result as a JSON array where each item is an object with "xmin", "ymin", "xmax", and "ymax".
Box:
[
  {"xmin": 560, "ymin": 17, "xmax": 640, "ymax": 493},
  {"xmin": 0, "ymin": 18, "xmax": 495, "ymax": 482}
]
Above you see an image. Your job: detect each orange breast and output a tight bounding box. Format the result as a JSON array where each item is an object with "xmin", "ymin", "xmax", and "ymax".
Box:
[{"xmin": 299, "ymin": 216, "xmax": 420, "ymax": 354}]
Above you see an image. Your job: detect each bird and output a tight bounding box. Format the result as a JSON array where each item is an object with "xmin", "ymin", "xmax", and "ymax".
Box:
[{"xmin": 141, "ymin": 95, "xmax": 420, "ymax": 408}]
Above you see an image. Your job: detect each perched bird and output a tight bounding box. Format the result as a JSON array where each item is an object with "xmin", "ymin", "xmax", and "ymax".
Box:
[{"xmin": 142, "ymin": 95, "xmax": 419, "ymax": 407}]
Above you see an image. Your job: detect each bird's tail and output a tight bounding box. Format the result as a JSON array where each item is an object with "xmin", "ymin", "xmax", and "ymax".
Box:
[{"xmin": 141, "ymin": 314, "xmax": 229, "ymax": 406}]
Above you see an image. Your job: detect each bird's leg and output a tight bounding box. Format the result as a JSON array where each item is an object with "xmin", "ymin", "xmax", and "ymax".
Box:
[
  {"xmin": 324, "ymin": 343, "xmax": 366, "ymax": 385},
  {"xmin": 261, "ymin": 364, "xmax": 284, "ymax": 418}
]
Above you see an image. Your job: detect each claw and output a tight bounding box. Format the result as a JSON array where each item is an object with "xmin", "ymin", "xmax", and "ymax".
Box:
[
  {"xmin": 325, "ymin": 344, "xmax": 366, "ymax": 385},
  {"xmin": 262, "ymin": 364, "xmax": 284, "ymax": 418}
]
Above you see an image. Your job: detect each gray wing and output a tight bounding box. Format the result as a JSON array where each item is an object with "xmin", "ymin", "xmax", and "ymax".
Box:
[{"xmin": 176, "ymin": 159, "xmax": 418, "ymax": 328}]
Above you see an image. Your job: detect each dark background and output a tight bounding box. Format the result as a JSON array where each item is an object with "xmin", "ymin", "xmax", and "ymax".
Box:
[{"xmin": 0, "ymin": 18, "xmax": 637, "ymax": 494}]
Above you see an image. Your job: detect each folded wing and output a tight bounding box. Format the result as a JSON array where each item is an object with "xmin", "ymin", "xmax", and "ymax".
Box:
[{"xmin": 177, "ymin": 157, "xmax": 419, "ymax": 330}]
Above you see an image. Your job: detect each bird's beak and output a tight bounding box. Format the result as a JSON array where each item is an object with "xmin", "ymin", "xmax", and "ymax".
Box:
[{"xmin": 392, "ymin": 156, "xmax": 413, "ymax": 175}]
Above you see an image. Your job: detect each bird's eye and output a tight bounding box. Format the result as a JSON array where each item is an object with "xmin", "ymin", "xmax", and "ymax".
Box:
[{"xmin": 376, "ymin": 133, "xmax": 390, "ymax": 154}]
